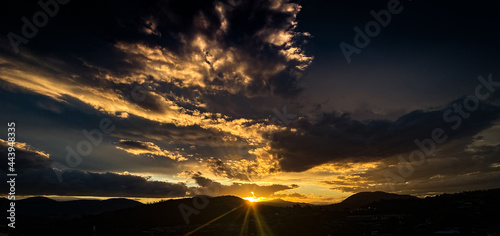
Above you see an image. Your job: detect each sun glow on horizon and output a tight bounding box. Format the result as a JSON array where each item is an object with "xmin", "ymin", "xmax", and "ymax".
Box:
[{"xmin": 243, "ymin": 192, "xmax": 265, "ymax": 202}]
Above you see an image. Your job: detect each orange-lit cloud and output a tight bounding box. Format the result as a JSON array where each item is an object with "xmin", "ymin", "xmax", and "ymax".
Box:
[{"xmin": 116, "ymin": 139, "xmax": 188, "ymax": 161}]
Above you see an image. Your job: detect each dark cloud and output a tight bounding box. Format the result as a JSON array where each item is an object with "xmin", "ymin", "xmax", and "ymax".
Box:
[
  {"xmin": 117, "ymin": 139, "xmax": 154, "ymax": 150},
  {"xmin": 0, "ymin": 139, "xmax": 51, "ymax": 170},
  {"xmin": 0, "ymin": 139, "xmax": 189, "ymax": 197},
  {"xmin": 270, "ymin": 99, "xmax": 500, "ymax": 172},
  {"xmin": 204, "ymin": 157, "xmax": 252, "ymax": 181},
  {"xmin": 0, "ymin": 0, "xmax": 312, "ymax": 98},
  {"xmin": 321, "ymin": 138, "xmax": 500, "ymax": 195},
  {"xmin": 192, "ymin": 172, "xmax": 214, "ymax": 187},
  {"xmin": 18, "ymin": 169, "xmax": 190, "ymax": 198},
  {"xmin": 191, "ymin": 172, "xmax": 298, "ymax": 198}
]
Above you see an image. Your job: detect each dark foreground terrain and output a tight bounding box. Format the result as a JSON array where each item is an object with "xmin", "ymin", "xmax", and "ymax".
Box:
[{"xmin": 1, "ymin": 189, "xmax": 500, "ymax": 236}]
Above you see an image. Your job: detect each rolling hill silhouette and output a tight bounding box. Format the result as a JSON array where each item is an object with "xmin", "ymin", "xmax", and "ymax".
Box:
[
  {"xmin": 0, "ymin": 196, "xmax": 142, "ymax": 220},
  {"xmin": 328, "ymin": 191, "xmax": 418, "ymax": 210},
  {"xmin": 258, "ymin": 198, "xmax": 312, "ymax": 207}
]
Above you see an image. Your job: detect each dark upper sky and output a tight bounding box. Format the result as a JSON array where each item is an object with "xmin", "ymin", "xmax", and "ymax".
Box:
[{"xmin": 0, "ymin": 0, "xmax": 499, "ymax": 202}]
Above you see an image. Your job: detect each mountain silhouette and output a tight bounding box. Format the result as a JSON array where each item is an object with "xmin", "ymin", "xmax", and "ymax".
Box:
[
  {"xmin": 330, "ymin": 191, "xmax": 418, "ymax": 210},
  {"xmin": 258, "ymin": 198, "xmax": 312, "ymax": 207},
  {"xmin": 1, "ymin": 196, "xmax": 142, "ymax": 220}
]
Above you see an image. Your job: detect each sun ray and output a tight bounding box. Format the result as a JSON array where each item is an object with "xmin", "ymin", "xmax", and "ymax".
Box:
[
  {"xmin": 184, "ymin": 204, "xmax": 244, "ymax": 236},
  {"xmin": 250, "ymin": 204, "xmax": 274, "ymax": 236},
  {"xmin": 239, "ymin": 206, "xmax": 251, "ymax": 236}
]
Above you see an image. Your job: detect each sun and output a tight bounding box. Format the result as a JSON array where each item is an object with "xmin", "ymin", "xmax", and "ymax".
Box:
[
  {"xmin": 243, "ymin": 192, "xmax": 265, "ymax": 203},
  {"xmin": 243, "ymin": 197, "xmax": 262, "ymax": 202}
]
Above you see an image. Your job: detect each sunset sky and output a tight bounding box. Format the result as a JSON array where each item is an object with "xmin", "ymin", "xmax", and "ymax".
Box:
[{"xmin": 1, "ymin": 0, "xmax": 500, "ymax": 204}]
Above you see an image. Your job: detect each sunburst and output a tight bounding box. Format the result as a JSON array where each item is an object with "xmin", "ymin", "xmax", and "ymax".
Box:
[{"xmin": 243, "ymin": 192, "xmax": 264, "ymax": 202}]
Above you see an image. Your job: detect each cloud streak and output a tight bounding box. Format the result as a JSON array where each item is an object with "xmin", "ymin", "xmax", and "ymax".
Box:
[{"xmin": 116, "ymin": 139, "xmax": 187, "ymax": 161}]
